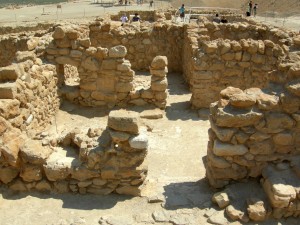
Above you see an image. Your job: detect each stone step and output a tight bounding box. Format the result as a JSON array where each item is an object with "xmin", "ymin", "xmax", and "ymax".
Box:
[
  {"xmin": 0, "ymin": 64, "xmax": 24, "ymax": 82},
  {"xmin": 0, "ymin": 82, "xmax": 17, "ymax": 99}
]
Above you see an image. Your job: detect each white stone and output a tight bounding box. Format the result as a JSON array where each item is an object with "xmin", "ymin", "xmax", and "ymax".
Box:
[{"xmin": 129, "ymin": 133, "xmax": 148, "ymax": 149}]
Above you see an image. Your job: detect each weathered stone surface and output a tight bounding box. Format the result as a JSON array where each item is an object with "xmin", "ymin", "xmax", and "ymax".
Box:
[
  {"xmin": 151, "ymin": 56, "xmax": 168, "ymax": 69},
  {"xmin": 213, "ymin": 107, "xmax": 263, "ymax": 128},
  {"xmin": 109, "ymin": 129, "xmax": 131, "ymax": 142},
  {"xmin": 109, "ymin": 45, "xmax": 127, "ymax": 58},
  {"xmin": 52, "ymin": 26, "xmax": 65, "ymax": 39},
  {"xmin": 220, "ymin": 87, "xmax": 243, "ymax": 99},
  {"xmin": 129, "ymin": 133, "xmax": 148, "ymax": 149},
  {"xmin": 20, "ymin": 165, "xmax": 43, "ymax": 182},
  {"xmin": 0, "ymin": 64, "xmax": 24, "ymax": 81},
  {"xmin": 226, "ymin": 205, "xmax": 249, "ymax": 222},
  {"xmin": 108, "ymin": 110, "xmax": 139, "ymax": 134},
  {"xmin": 247, "ymin": 198, "xmax": 267, "ymax": 221},
  {"xmin": 81, "ymin": 57, "xmax": 100, "ymax": 71},
  {"xmin": 210, "ymin": 118, "xmax": 236, "ymax": 142},
  {"xmin": 0, "ymin": 166, "xmax": 19, "ymax": 184},
  {"xmin": 212, "ymin": 192, "xmax": 230, "ymax": 208},
  {"xmin": 213, "ymin": 140, "xmax": 248, "ymax": 156},
  {"xmin": 229, "ymin": 93, "xmax": 256, "ymax": 108},
  {"xmin": 20, "ymin": 139, "xmax": 53, "ymax": 165},
  {"xmin": 286, "ymin": 79, "xmax": 300, "ymax": 97},
  {"xmin": 0, "ymin": 99, "xmax": 20, "ymax": 119},
  {"xmin": 140, "ymin": 109, "xmax": 163, "ymax": 119},
  {"xmin": 0, "ymin": 82, "xmax": 17, "ymax": 99},
  {"xmin": 273, "ymin": 132, "xmax": 293, "ymax": 145},
  {"xmin": 151, "ymin": 79, "xmax": 168, "ymax": 92},
  {"xmin": 15, "ymin": 51, "xmax": 36, "ymax": 62}
]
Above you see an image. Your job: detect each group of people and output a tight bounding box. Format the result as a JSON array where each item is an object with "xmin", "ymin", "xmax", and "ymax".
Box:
[
  {"xmin": 247, "ymin": 1, "xmax": 258, "ymax": 17},
  {"xmin": 120, "ymin": 13, "xmax": 141, "ymax": 26},
  {"xmin": 213, "ymin": 14, "xmax": 228, "ymax": 23}
]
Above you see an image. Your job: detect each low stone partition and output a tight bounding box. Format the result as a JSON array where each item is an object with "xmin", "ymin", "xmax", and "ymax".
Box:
[
  {"xmin": 206, "ymin": 84, "xmax": 300, "ymax": 188},
  {"xmin": 0, "ymin": 110, "xmax": 148, "ymax": 196}
]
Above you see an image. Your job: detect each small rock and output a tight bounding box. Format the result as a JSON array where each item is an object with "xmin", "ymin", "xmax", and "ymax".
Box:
[
  {"xmin": 207, "ymin": 210, "xmax": 229, "ymax": 225},
  {"xmin": 212, "ymin": 192, "xmax": 230, "ymax": 209}
]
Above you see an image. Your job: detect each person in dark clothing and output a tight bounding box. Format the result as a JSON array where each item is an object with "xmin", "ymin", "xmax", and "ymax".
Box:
[
  {"xmin": 221, "ymin": 16, "xmax": 228, "ymax": 23},
  {"xmin": 132, "ymin": 13, "xmax": 140, "ymax": 22},
  {"xmin": 248, "ymin": 1, "xmax": 253, "ymax": 15}
]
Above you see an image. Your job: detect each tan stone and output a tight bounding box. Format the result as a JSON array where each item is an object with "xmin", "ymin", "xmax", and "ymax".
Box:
[
  {"xmin": 0, "ymin": 99, "xmax": 20, "ymax": 119},
  {"xmin": 220, "ymin": 87, "xmax": 243, "ymax": 99},
  {"xmin": 151, "ymin": 56, "xmax": 168, "ymax": 69},
  {"xmin": 52, "ymin": 26, "xmax": 65, "ymax": 39},
  {"xmin": 212, "ymin": 192, "xmax": 230, "ymax": 208},
  {"xmin": 116, "ymin": 185, "xmax": 141, "ymax": 196},
  {"xmin": 20, "ymin": 165, "xmax": 43, "ymax": 182},
  {"xmin": 248, "ymin": 139, "xmax": 274, "ymax": 155},
  {"xmin": 151, "ymin": 79, "xmax": 168, "ymax": 92},
  {"xmin": 20, "ymin": 139, "xmax": 53, "ymax": 165},
  {"xmin": 213, "ymin": 140, "xmax": 248, "ymax": 156},
  {"xmin": 0, "ymin": 166, "xmax": 19, "ymax": 184},
  {"xmin": 109, "ymin": 45, "xmax": 127, "ymax": 58},
  {"xmin": 108, "ymin": 110, "xmax": 139, "ymax": 134},
  {"xmin": 273, "ymin": 132, "xmax": 293, "ymax": 146},
  {"xmin": 229, "ymin": 93, "xmax": 256, "ymax": 108},
  {"xmin": 226, "ymin": 205, "xmax": 249, "ymax": 222}
]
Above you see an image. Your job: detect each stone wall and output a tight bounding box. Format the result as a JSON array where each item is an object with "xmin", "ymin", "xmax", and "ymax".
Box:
[
  {"xmin": 0, "ymin": 110, "xmax": 148, "ymax": 196},
  {"xmin": 0, "ymin": 51, "xmax": 60, "ymax": 135},
  {"xmin": 47, "ymin": 25, "xmax": 169, "ymax": 108},
  {"xmin": 89, "ymin": 21, "xmax": 183, "ymax": 71}
]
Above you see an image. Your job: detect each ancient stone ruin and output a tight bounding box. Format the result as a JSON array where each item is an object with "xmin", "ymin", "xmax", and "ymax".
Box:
[{"xmin": 0, "ymin": 9, "xmax": 300, "ymax": 223}]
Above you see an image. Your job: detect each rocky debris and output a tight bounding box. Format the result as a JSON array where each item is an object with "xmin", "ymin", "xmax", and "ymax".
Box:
[
  {"xmin": 247, "ymin": 198, "xmax": 268, "ymax": 221},
  {"xmin": 207, "ymin": 210, "xmax": 229, "ymax": 225},
  {"xmin": 212, "ymin": 192, "xmax": 230, "ymax": 209},
  {"xmin": 140, "ymin": 109, "xmax": 163, "ymax": 119}
]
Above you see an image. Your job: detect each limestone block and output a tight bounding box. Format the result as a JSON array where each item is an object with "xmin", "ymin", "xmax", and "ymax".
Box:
[
  {"xmin": 256, "ymin": 93, "xmax": 279, "ymax": 110},
  {"xmin": 150, "ymin": 67, "xmax": 168, "ymax": 77},
  {"xmin": 35, "ymin": 179, "xmax": 52, "ymax": 192},
  {"xmin": 140, "ymin": 89, "xmax": 154, "ymax": 99},
  {"xmin": 204, "ymin": 42, "xmax": 218, "ymax": 53},
  {"xmin": 264, "ymin": 112, "xmax": 295, "ymax": 131},
  {"xmin": 101, "ymin": 59, "xmax": 117, "ymax": 70},
  {"xmin": 248, "ymin": 139, "xmax": 274, "ymax": 155},
  {"xmin": 101, "ymin": 167, "xmax": 117, "ymax": 180},
  {"xmin": 96, "ymin": 47, "xmax": 108, "ymax": 59},
  {"xmin": 193, "ymin": 71, "xmax": 214, "ymax": 80},
  {"xmin": 15, "ymin": 51, "xmax": 36, "ymax": 62},
  {"xmin": 0, "ymin": 99, "xmax": 20, "ymax": 119},
  {"xmin": 231, "ymin": 41, "xmax": 242, "ymax": 51},
  {"xmin": 280, "ymin": 92, "xmax": 300, "ymax": 114},
  {"xmin": 20, "ymin": 165, "xmax": 43, "ymax": 182},
  {"xmin": 226, "ymin": 205, "xmax": 249, "ymax": 222},
  {"xmin": 151, "ymin": 56, "xmax": 168, "ymax": 69},
  {"xmin": 78, "ymin": 38, "xmax": 91, "ymax": 48},
  {"xmin": 9, "ymin": 179, "xmax": 27, "ymax": 192},
  {"xmin": 229, "ymin": 93, "xmax": 256, "ymax": 108},
  {"xmin": 115, "ymin": 82, "xmax": 133, "ymax": 93},
  {"xmin": 0, "ymin": 167, "xmax": 19, "ymax": 184},
  {"xmin": 96, "ymin": 77, "xmax": 115, "ymax": 93},
  {"xmin": 92, "ymin": 178, "xmax": 107, "ymax": 186},
  {"xmin": 247, "ymin": 199, "xmax": 267, "ymax": 221},
  {"xmin": 213, "ymin": 107, "xmax": 263, "ymax": 128},
  {"xmin": 249, "ymin": 132, "xmax": 270, "ymax": 142},
  {"xmin": 212, "ymin": 192, "xmax": 230, "ymax": 208},
  {"xmin": 221, "ymin": 52, "xmax": 235, "ymax": 61},
  {"xmin": 0, "ymin": 64, "xmax": 24, "ymax": 81},
  {"xmin": 81, "ymin": 57, "xmax": 100, "ymax": 71},
  {"xmin": 129, "ymin": 99, "xmax": 147, "ymax": 106},
  {"xmin": 248, "ymin": 41, "xmax": 258, "ymax": 54},
  {"xmin": 52, "ymin": 26, "xmax": 65, "ymax": 39},
  {"xmin": 70, "ymin": 50, "xmax": 82, "ymax": 58},
  {"xmin": 273, "ymin": 132, "xmax": 293, "ymax": 146},
  {"xmin": 44, "ymin": 151, "xmax": 79, "ymax": 181},
  {"xmin": 80, "ymin": 82, "xmax": 97, "ymax": 91},
  {"xmin": 210, "ymin": 118, "xmax": 236, "ymax": 142},
  {"xmin": 286, "ymin": 79, "xmax": 300, "ymax": 97},
  {"xmin": 1, "ymin": 129, "xmax": 24, "ymax": 166},
  {"xmin": 109, "ymin": 45, "xmax": 127, "ymax": 58},
  {"xmin": 66, "ymin": 30, "xmax": 79, "ymax": 40},
  {"xmin": 129, "ymin": 133, "xmax": 148, "ymax": 150},
  {"xmin": 71, "ymin": 166, "xmax": 100, "ymax": 181},
  {"xmin": 117, "ymin": 62, "xmax": 131, "ymax": 72},
  {"xmin": 220, "ymin": 42, "xmax": 231, "ymax": 55},
  {"xmin": 54, "ymin": 181, "xmax": 69, "ymax": 193},
  {"xmin": 20, "ymin": 139, "xmax": 52, "ymax": 165},
  {"xmin": 213, "ymin": 140, "xmax": 248, "ymax": 156},
  {"xmin": 55, "ymin": 56, "xmax": 79, "ymax": 67},
  {"xmin": 220, "ymin": 87, "xmax": 243, "ymax": 99},
  {"xmin": 108, "ymin": 110, "xmax": 140, "ymax": 134},
  {"xmin": 151, "ymin": 78, "xmax": 168, "ymax": 92},
  {"xmin": 251, "ymin": 55, "xmax": 265, "ymax": 64},
  {"xmin": 140, "ymin": 109, "xmax": 163, "ymax": 119},
  {"xmin": 109, "ymin": 129, "xmax": 131, "ymax": 142},
  {"xmin": 155, "ymin": 91, "xmax": 167, "ymax": 101},
  {"xmin": 55, "ymin": 37, "xmax": 71, "ymax": 48},
  {"xmin": 207, "ymin": 151, "xmax": 231, "ymax": 168}
]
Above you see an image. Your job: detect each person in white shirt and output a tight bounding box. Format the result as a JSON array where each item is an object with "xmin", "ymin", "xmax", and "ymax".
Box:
[{"xmin": 120, "ymin": 14, "xmax": 128, "ymax": 26}]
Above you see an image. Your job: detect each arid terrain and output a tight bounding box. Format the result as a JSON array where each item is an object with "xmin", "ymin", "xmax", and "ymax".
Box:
[{"xmin": 0, "ymin": 0, "xmax": 300, "ymax": 225}]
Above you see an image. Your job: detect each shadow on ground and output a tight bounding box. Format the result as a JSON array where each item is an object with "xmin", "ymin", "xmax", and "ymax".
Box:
[
  {"xmin": 162, "ymin": 178, "xmax": 213, "ymax": 210},
  {"xmin": 1, "ymin": 189, "xmax": 132, "ymax": 210}
]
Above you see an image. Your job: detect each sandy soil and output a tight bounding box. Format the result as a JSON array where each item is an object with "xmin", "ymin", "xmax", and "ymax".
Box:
[{"xmin": 0, "ymin": 0, "xmax": 170, "ymax": 27}]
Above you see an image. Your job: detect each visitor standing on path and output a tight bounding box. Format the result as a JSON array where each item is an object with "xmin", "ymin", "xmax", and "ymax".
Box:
[
  {"xmin": 179, "ymin": 4, "xmax": 185, "ymax": 22},
  {"xmin": 120, "ymin": 13, "xmax": 128, "ymax": 26},
  {"xmin": 253, "ymin": 4, "xmax": 258, "ymax": 17},
  {"xmin": 248, "ymin": 0, "xmax": 253, "ymax": 15}
]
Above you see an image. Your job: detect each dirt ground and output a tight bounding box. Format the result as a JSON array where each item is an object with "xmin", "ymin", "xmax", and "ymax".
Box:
[{"xmin": 1, "ymin": 73, "xmax": 300, "ymax": 225}]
